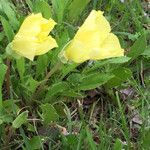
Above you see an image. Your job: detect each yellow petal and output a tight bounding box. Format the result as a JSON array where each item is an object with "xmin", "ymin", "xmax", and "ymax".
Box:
[
  {"xmin": 64, "ymin": 39, "xmax": 90, "ymax": 63},
  {"xmin": 35, "ymin": 36, "xmax": 58, "ymax": 55},
  {"xmin": 90, "ymin": 33, "xmax": 124, "ymax": 60},
  {"xmin": 74, "ymin": 10, "xmax": 111, "ymax": 46},
  {"xmin": 17, "ymin": 13, "xmax": 43, "ymax": 37},
  {"xmin": 12, "ymin": 36, "xmax": 37, "ymax": 60},
  {"xmin": 38, "ymin": 18, "xmax": 57, "ymax": 40}
]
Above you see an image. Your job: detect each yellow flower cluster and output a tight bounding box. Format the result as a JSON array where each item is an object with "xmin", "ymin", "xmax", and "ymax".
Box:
[{"xmin": 11, "ymin": 10, "xmax": 124, "ymax": 63}]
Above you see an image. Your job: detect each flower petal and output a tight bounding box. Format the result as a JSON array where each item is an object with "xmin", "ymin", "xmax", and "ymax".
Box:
[
  {"xmin": 35, "ymin": 36, "xmax": 58, "ymax": 55},
  {"xmin": 17, "ymin": 13, "xmax": 44, "ymax": 37},
  {"xmin": 75, "ymin": 10, "xmax": 111, "ymax": 46},
  {"xmin": 90, "ymin": 33, "xmax": 124, "ymax": 60},
  {"xmin": 12, "ymin": 36, "xmax": 37, "ymax": 60},
  {"xmin": 64, "ymin": 39, "xmax": 90, "ymax": 63},
  {"xmin": 38, "ymin": 18, "xmax": 57, "ymax": 40}
]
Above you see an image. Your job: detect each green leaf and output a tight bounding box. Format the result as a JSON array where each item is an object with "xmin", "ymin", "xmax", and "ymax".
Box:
[
  {"xmin": 142, "ymin": 46, "xmax": 150, "ymax": 58},
  {"xmin": 108, "ymin": 56, "xmax": 131, "ymax": 64},
  {"xmin": 40, "ymin": 103, "xmax": 59, "ymax": 124},
  {"xmin": 86, "ymin": 127, "xmax": 97, "ymax": 150},
  {"xmin": 127, "ymin": 33, "xmax": 147, "ymax": 60},
  {"xmin": 12, "ymin": 111, "xmax": 28, "ymax": 128},
  {"xmin": 34, "ymin": 1, "xmax": 52, "ymax": 19},
  {"xmin": 106, "ymin": 67, "xmax": 132, "ymax": 88},
  {"xmin": 26, "ymin": 77, "xmax": 39, "ymax": 93},
  {"xmin": 36, "ymin": 55, "xmax": 48, "ymax": 77},
  {"xmin": 0, "ymin": 113, "xmax": 13, "ymax": 123},
  {"xmin": 0, "ymin": 31, "xmax": 4, "ymax": 41},
  {"xmin": 67, "ymin": 73, "xmax": 82, "ymax": 86},
  {"xmin": 45, "ymin": 82, "xmax": 68, "ymax": 101},
  {"xmin": 0, "ymin": 63, "xmax": 7, "ymax": 87},
  {"xmin": 16, "ymin": 58, "xmax": 25, "ymax": 80},
  {"xmin": 0, "ymin": 63, "xmax": 7, "ymax": 108},
  {"xmin": 142, "ymin": 128, "xmax": 150, "ymax": 149},
  {"xmin": 28, "ymin": 136, "xmax": 43, "ymax": 150},
  {"xmin": 83, "ymin": 57, "xmax": 130, "ymax": 74},
  {"xmin": 65, "ymin": 134, "xmax": 78, "ymax": 149},
  {"xmin": 0, "ymin": 119, "xmax": 3, "ymax": 125},
  {"xmin": 0, "ymin": 16, "xmax": 14, "ymax": 42},
  {"xmin": 62, "ymin": 90, "xmax": 84, "ymax": 98},
  {"xmin": 52, "ymin": 0, "xmax": 70, "ymax": 23},
  {"xmin": 61, "ymin": 63, "xmax": 79, "ymax": 79},
  {"xmin": 113, "ymin": 138, "xmax": 124, "ymax": 150},
  {"xmin": 0, "ymin": 0, "xmax": 19, "ymax": 30},
  {"xmin": 78, "ymin": 73, "xmax": 114, "ymax": 90},
  {"xmin": 68, "ymin": 0, "xmax": 91, "ymax": 21}
]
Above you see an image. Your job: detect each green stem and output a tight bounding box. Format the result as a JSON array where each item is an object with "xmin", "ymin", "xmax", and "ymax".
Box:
[{"xmin": 33, "ymin": 61, "xmax": 62, "ymax": 99}]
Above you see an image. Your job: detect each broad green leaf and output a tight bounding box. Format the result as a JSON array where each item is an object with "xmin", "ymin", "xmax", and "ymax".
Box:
[
  {"xmin": 12, "ymin": 111, "xmax": 28, "ymax": 128},
  {"xmin": 106, "ymin": 67, "xmax": 132, "ymax": 88},
  {"xmin": 127, "ymin": 33, "xmax": 147, "ymax": 60},
  {"xmin": 28, "ymin": 136, "xmax": 43, "ymax": 150},
  {"xmin": 62, "ymin": 90, "xmax": 84, "ymax": 98},
  {"xmin": 68, "ymin": 0, "xmax": 91, "ymax": 21},
  {"xmin": 45, "ymin": 82, "xmax": 68, "ymax": 101},
  {"xmin": 3, "ymin": 99, "xmax": 19, "ymax": 111},
  {"xmin": 0, "ymin": 16, "xmax": 14, "ymax": 42},
  {"xmin": 67, "ymin": 73, "xmax": 82, "ymax": 86},
  {"xmin": 113, "ymin": 138, "xmax": 124, "ymax": 150},
  {"xmin": 108, "ymin": 56, "xmax": 131, "ymax": 64},
  {"xmin": 34, "ymin": 1, "xmax": 52, "ymax": 19},
  {"xmin": 16, "ymin": 58, "xmax": 25, "ymax": 80},
  {"xmin": 83, "ymin": 57, "xmax": 130, "ymax": 74},
  {"xmin": 0, "ymin": 113, "xmax": 13, "ymax": 123},
  {"xmin": 26, "ymin": 77, "xmax": 39, "ymax": 93},
  {"xmin": 78, "ymin": 73, "xmax": 114, "ymax": 90},
  {"xmin": 61, "ymin": 63, "xmax": 79, "ymax": 79},
  {"xmin": 40, "ymin": 103, "xmax": 59, "ymax": 124}
]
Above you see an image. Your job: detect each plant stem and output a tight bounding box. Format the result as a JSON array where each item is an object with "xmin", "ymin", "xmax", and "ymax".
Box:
[{"xmin": 33, "ymin": 61, "xmax": 62, "ymax": 99}]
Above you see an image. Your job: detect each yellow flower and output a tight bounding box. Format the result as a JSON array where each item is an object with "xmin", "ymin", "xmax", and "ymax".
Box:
[
  {"xmin": 11, "ymin": 13, "xmax": 58, "ymax": 60},
  {"xmin": 63, "ymin": 10, "xmax": 124, "ymax": 63}
]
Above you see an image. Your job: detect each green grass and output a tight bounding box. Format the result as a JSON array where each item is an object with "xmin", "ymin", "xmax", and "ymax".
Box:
[{"xmin": 0, "ymin": 0, "xmax": 150, "ymax": 149}]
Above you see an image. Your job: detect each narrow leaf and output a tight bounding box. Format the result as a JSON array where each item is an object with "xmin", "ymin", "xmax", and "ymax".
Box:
[
  {"xmin": 0, "ymin": 16, "xmax": 14, "ymax": 42},
  {"xmin": 12, "ymin": 111, "xmax": 28, "ymax": 128}
]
